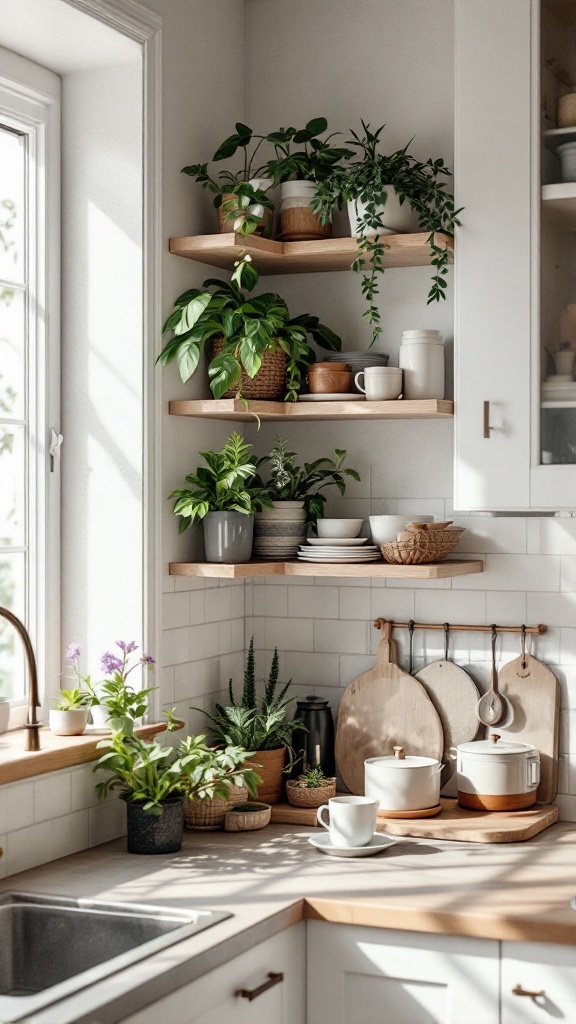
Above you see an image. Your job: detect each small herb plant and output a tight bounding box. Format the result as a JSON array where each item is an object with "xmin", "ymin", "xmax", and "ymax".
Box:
[
  {"xmin": 158, "ymin": 255, "xmax": 341, "ymax": 401},
  {"xmin": 176, "ymin": 735, "xmax": 261, "ymax": 802},
  {"xmin": 169, "ymin": 432, "xmax": 271, "ymax": 532},
  {"xmin": 196, "ymin": 637, "xmax": 301, "ymax": 753},
  {"xmin": 293, "ymin": 765, "xmax": 335, "ymax": 788},
  {"xmin": 254, "ymin": 435, "xmax": 360, "ymax": 527},
  {"xmin": 311, "ymin": 122, "xmax": 462, "ymax": 346},
  {"xmin": 52, "ymin": 688, "xmax": 90, "ymax": 711},
  {"xmin": 265, "ymin": 117, "xmax": 354, "ymax": 185},
  {"xmin": 94, "ymin": 716, "xmax": 183, "ymax": 814}
]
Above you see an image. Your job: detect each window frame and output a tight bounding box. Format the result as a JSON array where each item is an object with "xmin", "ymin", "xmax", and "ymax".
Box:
[{"xmin": 0, "ymin": 49, "xmax": 61, "ymax": 726}]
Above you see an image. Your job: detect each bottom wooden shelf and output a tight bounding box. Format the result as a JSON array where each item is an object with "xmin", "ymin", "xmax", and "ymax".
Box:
[{"xmin": 168, "ymin": 559, "xmax": 484, "ymax": 580}]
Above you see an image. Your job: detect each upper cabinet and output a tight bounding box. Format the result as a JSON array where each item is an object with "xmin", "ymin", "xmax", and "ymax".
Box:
[{"xmin": 455, "ymin": 0, "xmax": 576, "ymax": 510}]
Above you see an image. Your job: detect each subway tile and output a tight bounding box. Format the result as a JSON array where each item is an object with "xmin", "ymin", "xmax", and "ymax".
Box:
[
  {"xmin": 161, "ymin": 573, "xmax": 175, "ymax": 594},
  {"xmin": 561, "ymin": 629, "xmax": 576, "ymax": 666},
  {"xmin": 230, "ymin": 617, "xmax": 244, "ymax": 652},
  {"xmin": 370, "ymin": 588, "xmax": 415, "ymax": 623},
  {"xmin": 71, "ymin": 764, "xmax": 101, "ymax": 811},
  {"xmin": 5, "ymin": 781, "xmax": 34, "ymax": 832},
  {"xmin": 452, "ymin": 554, "xmax": 560, "ymax": 592},
  {"xmin": 485, "ymin": 591, "xmax": 527, "ymax": 626},
  {"xmin": 560, "ymin": 710, "xmax": 576, "ymax": 754},
  {"xmin": 414, "ymin": 589, "xmax": 486, "ymax": 626},
  {"xmin": 527, "ymin": 517, "xmax": 576, "ymax": 555},
  {"xmin": 561, "ymin": 556, "xmax": 576, "ymax": 593},
  {"xmin": 162, "ymin": 592, "xmax": 190, "ymax": 630},
  {"xmin": 340, "ymin": 655, "xmax": 377, "ymax": 686},
  {"xmin": 205, "ymin": 587, "xmax": 231, "ymax": 623},
  {"xmin": 174, "ymin": 659, "xmax": 219, "ymax": 702},
  {"xmin": 52, "ymin": 810, "xmax": 90, "ymax": 860},
  {"xmin": 555, "ymin": 794, "xmax": 576, "ymax": 821},
  {"xmin": 6, "ymin": 821, "xmax": 53, "ymax": 875},
  {"xmin": 396, "ymin": 499, "xmax": 447, "ymax": 519},
  {"xmin": 218, "ymin": 619, "xmax": 232, "ymax": 655},
  {"xmin": 189, "ymin": 590, "xmax": 205, "ymax": 625},
  {"xmin": 204, "ymin": 622, "xmax": 220, "ymax": 659},
  {"xmin": 160, "ymin": 626, "xmax": 189, "ymax": 667},
  {"xmin": 289, "ymin": 585, "xmax": 339, "ymax": 619},
  {"xmin": 339, "ymin": 587, "xmax": 372, "ymax": 620},
  {"xmin": 159, "ymin": 666, "xmax": 174, "ymax": 705},
  {"xmin": 316, "ymin": 576, "xmax": 370, "ymax": 587},
  {"xmin": 244, "ymin": 583, "xmax": 253, "ymax": 616},
  {"xmin": 230, "ymin": 586, "xmax": 244, "ymax": 619},
  {"xmin": 558, "ymin": 754, "xmax": 576, "ymax": 796},
  {"xmin": 254, "ymin": 584, "xmax": 287, "ymax": 617},
  {"xmin": 315, "ymin": 619, "xmax": 369, "ymax": 655},
  {"xmin": 369, "ymin": 498, "xmax": 398, "ymax": 514},
  {"xmin": 452, "ymin": 516, "xmax": 528, "ymax": 554},
  {"xmin": 89, "ymin": 800, "xmax": 126, "ymax": 847},
  {"xmin": 284, "ymin": 652, "xmax": 340, "ymax": 689},
  {"xmin": 34, "ymin": 772, "xmax": 72, "ymax": 823},
  {"xmin": 265, "ymin": 617, "xmax": 313, "ymax": 652},
  {"xmin": 527, "ymin": 592, "xmax": 576, "ymax": 628}
]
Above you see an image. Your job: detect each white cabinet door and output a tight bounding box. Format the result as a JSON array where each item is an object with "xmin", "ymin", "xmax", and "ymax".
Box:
[
  {"xmin": 120, "ymin": 923, "xmax": 305, "ymax": 1024},
  {"xmin": 307, "ymin": 921, "xmax": 499, "ymax": 1024},
  {"xmin": 454, "ymin": 0, "xmax": 533, "ymax": 510},
  {"xmin": 502, "ymin": 941, "xmax": 576, "ymax": 1023}
]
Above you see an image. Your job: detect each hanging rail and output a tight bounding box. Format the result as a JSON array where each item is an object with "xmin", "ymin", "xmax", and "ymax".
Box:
[{"xmin": 373, "ymin": 619, "xmax": 547, "ymax": 635}]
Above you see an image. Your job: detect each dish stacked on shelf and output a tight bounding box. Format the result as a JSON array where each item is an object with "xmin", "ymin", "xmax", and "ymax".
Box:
[
  {"xmin": 298, "ymin": 537, "xmax": 381, "ymax": 564},
  {"xmin": 541, "ymin": 375, "xmax": 576, "ymax": 404}
]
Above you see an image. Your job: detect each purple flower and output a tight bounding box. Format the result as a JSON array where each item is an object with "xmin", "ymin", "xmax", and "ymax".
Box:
[
  {"xmin": 140, "ymin": 654, "xmax": 155, "ymax": 666},
  {"xmin": 66, "ymin": 642, "xmax": 81, "ymax": 662},
  {"xmin": 101, "ymin": 651, "xmax": 123, "ymax": 675},
  {"xmin": 116, "ymin": 640, "xmax": 138, "ymax": 654}
]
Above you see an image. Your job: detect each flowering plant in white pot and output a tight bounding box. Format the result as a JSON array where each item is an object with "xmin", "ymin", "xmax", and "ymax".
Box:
[{"xmin": 57, "ymin": 641, "xmax": 156, "ymax": 731}]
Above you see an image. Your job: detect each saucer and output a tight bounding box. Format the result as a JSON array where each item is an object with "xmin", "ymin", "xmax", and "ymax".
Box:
[{"xmin": 308, "ymin": 833, "xmax": 396, "ymax": 858}]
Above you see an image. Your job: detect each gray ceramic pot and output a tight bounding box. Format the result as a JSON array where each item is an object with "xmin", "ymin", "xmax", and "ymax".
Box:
[
  {"xmin": 126, "ymin": 797, "xmax": 183, "ymax": 855},
  {"xmin": 203, "ymin": 511, "xmax": 254, "ymax": 563}
]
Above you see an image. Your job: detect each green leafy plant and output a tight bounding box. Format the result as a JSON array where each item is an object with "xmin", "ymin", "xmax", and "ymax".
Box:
[
  {"xmin": 182, "ymin": 123, "xmax": 273, "ymax": 237},
  {"xmin": 265, "ymin": 117, "xmax": 354, "ymax": 185},
  {"xmin": 71, "ymin": 640, "xmax": 157, "ymax": 722},
  {"xmin": 52, "ymin": 688, "xmax": 90, "ymax": 711},
  {"xmin": 254, "ymin": 435, "xmax": 361, "ymax": 527},
  {"xmin": 169, "ymin": 432, "xmax": 271, "ymax": 532},
  {"xmin": 175, "ymin": 735, "xmax": 261, "ymax": 802},
  {"xmin": 293, "ymin": 765, "xmax": 334, "ymax": 789},
  {"xmin": 196, "ymin": 638, "xmax": 301, "ymax": 753},
  {"xmin": 311, "ymin": 122, "xmax": 462, "ymax": 346},
  {"xmin": 94, "ymin": 716, "xmax": 183, "ymax": 814},
  {"xmin": 158, "ymin": 255, "xmax": 341, "ymax": 401}
]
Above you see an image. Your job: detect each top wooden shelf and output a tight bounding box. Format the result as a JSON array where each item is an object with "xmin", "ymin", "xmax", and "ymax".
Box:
[{"xmin": 168, "ymin": 231, "xmax": 454, "ymax": 275}]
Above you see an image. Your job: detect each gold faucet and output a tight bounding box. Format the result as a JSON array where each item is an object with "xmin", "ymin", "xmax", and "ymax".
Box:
[{"xmin": 0, "ymin": 607, "xmax": 41, "ymax": 751}]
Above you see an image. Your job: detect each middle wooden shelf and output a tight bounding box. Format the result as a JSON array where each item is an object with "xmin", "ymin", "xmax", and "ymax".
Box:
[
  {"xmin": 168, "ymin": 559, "xmax": 483, "ymax": 580},
  {"xmin": 169, "ymin": 398, "xmax": 454, "ymax": 422}
]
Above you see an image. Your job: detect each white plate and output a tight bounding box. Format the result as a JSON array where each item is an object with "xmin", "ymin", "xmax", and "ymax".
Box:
[
  {"xmin": 305, "ymin": 537, "xmax": 370, "ymax": 547},
  {"xmin": 299, "ymin": 545, "xmax": 378, "ymax": 553},
  {"xmin": 297, "ymin": 555, "xmax": 382, "ymax": 563},
  {"xmin": 308, "ymin": 832, "xmax": 396, "ymax": 858},
  {"xmin": 298, "ymin": 393, "xmax": 365, "ymax": 402}
]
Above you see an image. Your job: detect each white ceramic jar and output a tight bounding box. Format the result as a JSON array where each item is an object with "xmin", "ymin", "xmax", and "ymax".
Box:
[
  {"xmin": 457, "ymin": 734, "xmax": 541, "ymax": 811},
  {"xmin": 557, "ymin": 141, "xmax": 576, "ymax": 183},
  {"xmin": 364, "ymin": 747, "xmax": 442, "ymax": 812},
  {"xmin": 347, "ymin": 189, "xmax": 417, "ymax": 236},
  {"xmin": 399, "ymin": 330, "xmax": 445, "ymax": 400}
]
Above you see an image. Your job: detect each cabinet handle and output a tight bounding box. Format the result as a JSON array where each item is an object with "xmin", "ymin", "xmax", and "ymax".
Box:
[
  {"xmin": 236, "ymin": 971, "xmax": 284, "ymax": 1001},
  {"xmin": 483, "ymin": 401, "xmax": 491, "ymax": 438},
  {"xmin": 512, "ymin": 984, "xmax": 545, "ymax": 999}
]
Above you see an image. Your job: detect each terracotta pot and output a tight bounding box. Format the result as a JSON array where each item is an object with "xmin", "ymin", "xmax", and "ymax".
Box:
[
  {"xmin": 308, "ymin": 370, "xmax": 353, "ymax": 394},
  {"xmin": 244, "ymin": 747, "xmax": 286, "ymax": 804},
  {"xmin": 218, "ymin": 193, "xmax": 273, "ymax": 238}
]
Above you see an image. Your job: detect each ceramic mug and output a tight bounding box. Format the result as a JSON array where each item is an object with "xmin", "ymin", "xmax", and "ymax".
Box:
[
  {"xmin": 354, "ymin": 367, "xmax": 402, "ymax": 401},
  {"xmin": 316, "ymin": 795, "xmax": 377, "ymax": 847}
]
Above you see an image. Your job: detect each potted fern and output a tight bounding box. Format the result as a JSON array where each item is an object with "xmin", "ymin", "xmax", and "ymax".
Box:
[{"xmin": 196, "ymin": 638, "xmax": 301, "ymax": 804}]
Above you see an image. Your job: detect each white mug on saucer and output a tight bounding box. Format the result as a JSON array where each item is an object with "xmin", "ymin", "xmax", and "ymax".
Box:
[
  {"xmin": 316, "ymin": 795, "xmax": 378, "ymax": 847},
  {"xmin": 355, "ymin": 366, "xmax": 402, "ymax": 401}
]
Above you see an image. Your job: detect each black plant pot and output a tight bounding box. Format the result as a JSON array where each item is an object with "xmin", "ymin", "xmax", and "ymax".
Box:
[{"xmin": 126, "ymin": 797, "xmax": 183, "ymax": 855}]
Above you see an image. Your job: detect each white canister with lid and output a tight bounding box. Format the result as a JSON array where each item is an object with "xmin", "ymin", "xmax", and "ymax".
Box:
[
  {"xmin": 364, "ymin": 746, "xmax": 442, "ymax": 812},
  {"xmin": 399, "ymin": 330, "xmax": 445, "ymax": 400},
  {"xmin": 457, "ymin": 733, "xmax": 541, "ymax": 811}
]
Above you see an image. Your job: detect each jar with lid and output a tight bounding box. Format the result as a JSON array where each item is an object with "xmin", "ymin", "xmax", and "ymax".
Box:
[{"xmin": 399, "ymin": 329, "xmax": 445, "ymax": 400}]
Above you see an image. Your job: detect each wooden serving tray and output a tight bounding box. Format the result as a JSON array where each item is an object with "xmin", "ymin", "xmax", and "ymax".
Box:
[{"xmin": 270, "ymin": 798, "xmax": 559, "ymax": 843}]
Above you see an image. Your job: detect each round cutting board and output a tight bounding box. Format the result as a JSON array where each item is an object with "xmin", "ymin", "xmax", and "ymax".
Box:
[
  {"xmin": 336, "ymin": 622, "xmax": 444, "ymax": 795},
  {"xmin": 415, "ymin": 659, "xmax": 481, "ymax": 795}
]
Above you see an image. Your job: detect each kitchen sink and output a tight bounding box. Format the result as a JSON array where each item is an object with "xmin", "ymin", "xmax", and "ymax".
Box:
[{"xmin": 0, "ymin": 892, "xmax": 229, "ymax": 1022}]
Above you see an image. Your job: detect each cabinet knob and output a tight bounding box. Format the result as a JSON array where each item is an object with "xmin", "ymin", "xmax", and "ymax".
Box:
[
  {"xmin": 512, "ymin": 984, "xmax": 545, "ymax": 999},
  {"xmin": 236, "ymin": 971, "xmax": 284, "ymax": 1001}
]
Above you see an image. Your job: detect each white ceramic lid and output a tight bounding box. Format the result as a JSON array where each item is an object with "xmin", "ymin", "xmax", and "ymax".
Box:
[
  {"xmin": 365, "ymin": 753, "xmax": 440, "ymax": 770},
  {"xmin": 457, "ymin": 735, "xmax": 537, "ymax": 758}
]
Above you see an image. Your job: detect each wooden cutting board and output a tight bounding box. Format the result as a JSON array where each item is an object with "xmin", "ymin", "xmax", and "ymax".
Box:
[
  {"xmin": 335, "ymin": 621, "xmax": 444, "ymax": 795},
  {"xmin": 415, "ymin": 660, "xmax": 481, "ymax": 796},
  {"xmin": 496, "ymin": 653, "xmax": 560, "ymax": 804}
]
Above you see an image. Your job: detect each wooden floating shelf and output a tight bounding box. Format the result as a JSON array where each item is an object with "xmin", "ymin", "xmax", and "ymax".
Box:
[
  {"xmin": 168, "ymin": 231, "xmax": 454, "ymax": 275},
  {"xmin": 168, "ymin": 559, "xmax": 483, "ymax": 580},
  {"xmin": 542, "ymin": 183, "xmax": 576, "ymax": 224},
  {"xmin": 169, "ymin": 398, "xmax": 454, "ymax": 422}
]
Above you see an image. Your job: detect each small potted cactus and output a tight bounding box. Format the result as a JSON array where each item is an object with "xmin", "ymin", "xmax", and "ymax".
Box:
[{"xmin": 286, "ymin": 764, "xmax": 337, "ymax": 809}]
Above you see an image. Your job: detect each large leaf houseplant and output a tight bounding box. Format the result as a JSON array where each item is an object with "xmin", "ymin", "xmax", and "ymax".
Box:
[
  {"xmin": 311, "ymin": 122, "xmax": 462, "ymax": 347},
  {"xmin": 158, "ymin": 255, "xmax": 342, "ymax": 402}
]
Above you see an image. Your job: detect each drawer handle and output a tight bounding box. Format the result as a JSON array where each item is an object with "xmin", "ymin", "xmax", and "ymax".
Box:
[
  {"xmin": 237, "ymin": 971, "xmax": 284, "ymax": 1001},
  {"xmin": 512, "ymin": 984, "xmax": 545, "ymax": 999}
]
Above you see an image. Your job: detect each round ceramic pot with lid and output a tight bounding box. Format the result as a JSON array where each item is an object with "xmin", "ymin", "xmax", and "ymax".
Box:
[
  {"xmin": 364, "ymin": 746, "xmax": 442, "ymax": 812},
  {"xmin": 457, "ymin": 733, "xmax": 540, "ymax": 811}
]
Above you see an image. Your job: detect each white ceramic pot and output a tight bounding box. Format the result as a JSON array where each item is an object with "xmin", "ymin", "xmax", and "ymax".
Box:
[
  {"xmin": 457, "ymin": 734, "xmax": 541, "ymax": 811},
  {"xmin": 0, "ymin": 701, "xmax": 10, "ymax": 734},
  {"xmin": 279, "ymin": 180, "xmax": 330, "ymax": 241},
  {"xmin": 399, "ymin": 331, "xmax": 445, "ymax": 400},
  {"xmin": 49, "ymin": 708, "xmax": 89, "ymax": 736},
  {"xmin": 369, "ymin": 515, "xmax": 433, "ymax": 545},
  {"xmin": 364, "ymin": 747, "xmax": 442, "ymax": 812},
  {"xmin": 347, "ymin": 189, "xmax": 417, "ymax": 236}
]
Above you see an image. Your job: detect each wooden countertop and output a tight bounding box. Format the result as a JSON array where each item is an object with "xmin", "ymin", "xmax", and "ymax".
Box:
[{"xmin": 6, "ymin": 820, "xmax": 576, "ymax": 1024}]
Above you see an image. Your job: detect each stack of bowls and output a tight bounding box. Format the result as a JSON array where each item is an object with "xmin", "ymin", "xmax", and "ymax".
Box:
[
  {"xmin": 308, "ymin": 362, "xmax": 353, "ymax": 395},
  {"xmin": 322, "ymin": 351, "xmax": 389, "ymax": 393}
]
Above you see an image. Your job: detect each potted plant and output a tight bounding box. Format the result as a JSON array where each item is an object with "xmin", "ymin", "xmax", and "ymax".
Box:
[
  {"xmin": 252, "ymin": 436, "xmax": 361, "ymax": 559},
  {"xmin": 182, "ymin": 123, "xmax": 274, "ymax": 237},
  {"xmin": 265, "ymin": 117, "xmax": 353, "ymax": 241},
  {"xmin": 65, "ymin": 640, "xmax": 156, "ymax": 729},
  {"xmin": 157, "ymin": 255, "xmax": 342, "ymax": 401},
  {"xmin": 170, "ymin": 432, "xmax": 271, "ymax": 563},
  {"xmin": 196, "ymin": 638, "xmax": 300, "ymax": 804},
  {"xmin": 176, "ymin": 735, "xmax": 261, "ymax": 831},
  {"xmin": 311, "ymin": 122, "xmax": 462, "ymax": 347},
  {"xmin": 286, "ymin": 765, "xmax": 337, "ymax": 809},
  {"xmin": 49, "ymin": 688, "xmax": 91, "ymax": 736},
  {"xmin": 94, "ymin": 716, "xmax": 184, "ymax": 855}
]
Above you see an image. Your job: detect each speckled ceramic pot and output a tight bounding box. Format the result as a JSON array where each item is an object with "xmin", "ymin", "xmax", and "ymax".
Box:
[{"xmin": 126, "ymin": 797, "xmax": 183, "ymax": 854}]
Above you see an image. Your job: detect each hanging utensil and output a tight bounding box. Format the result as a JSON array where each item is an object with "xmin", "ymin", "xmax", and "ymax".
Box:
[{"xmin": 476, "ymin": 625, "xmax": 507, "ymax": 727}]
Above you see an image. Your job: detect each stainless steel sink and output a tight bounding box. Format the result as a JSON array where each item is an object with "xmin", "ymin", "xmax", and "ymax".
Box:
[{"xmin": 0, "ymin": 892, "xmax": 229, "ymax": 1021}]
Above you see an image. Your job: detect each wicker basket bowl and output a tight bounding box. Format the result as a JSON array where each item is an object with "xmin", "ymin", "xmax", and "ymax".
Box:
[
  {"xmin": 212, "ymin": 339, "xmax": 287, "ymax": 400},
  {"xmin": 184, "ymin": 785, "xmax": 248, "ymax": 832},
  {"xmin": 558, "ymin": 93, "xmax": 576, "ymax": 128},
  {"xmin": 286, "ymin": 778, "xmax": 337, "ymax": 808},
  {"xmin": 224, "ymin": 802, "xmax": 272, "ymax": 832},
  {"xmin": 380, "ymin": 527, "xmax": 465, "ymax": 565}
]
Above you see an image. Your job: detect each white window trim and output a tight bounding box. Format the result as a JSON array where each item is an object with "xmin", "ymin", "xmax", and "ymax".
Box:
[{"xmin": 0, "ymin": 49, "xmax": 60, "ymax": 726}]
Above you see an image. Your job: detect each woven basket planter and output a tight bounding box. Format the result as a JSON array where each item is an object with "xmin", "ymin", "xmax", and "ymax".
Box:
[
  {"xmin": 381, "ymin": 527, "xmax": 465, "ymax": 565},
  {"xmin": 212, "ymin": 339, "xmax": 287, "ymax": 400},
  {"xmin": 286, "ymin": 778, "xmax": 337, "ymax": 808},
  {"xmin": 184, "ymin": 785, "xmax": 248, "ymax": 832},
  {"xmin": 243, "ymin": 747, "xmax": 286, "ymax": 805}
]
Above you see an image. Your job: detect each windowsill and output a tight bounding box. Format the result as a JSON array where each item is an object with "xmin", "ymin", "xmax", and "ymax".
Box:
[{"xmin": 0, "ymin": 721, "xmax": 176, "ymax": 785}]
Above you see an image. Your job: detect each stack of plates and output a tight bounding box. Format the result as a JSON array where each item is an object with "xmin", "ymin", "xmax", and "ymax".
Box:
[
  {"xmin": 298, "ymin": 538, "xmax": 381, "ymax": 563},
  {"xmin": 542, "ymin": 377, "xmax": 576, "ymax": 403}
]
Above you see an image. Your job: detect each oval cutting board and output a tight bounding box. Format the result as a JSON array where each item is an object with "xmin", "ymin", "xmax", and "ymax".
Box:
[
  {"xmin": 336, "ymin": 621, "xmax": 444, "ymax": 795},
  {"xmin": 415, "ymin": 659, "xmax": 481, "ymax": 796}
]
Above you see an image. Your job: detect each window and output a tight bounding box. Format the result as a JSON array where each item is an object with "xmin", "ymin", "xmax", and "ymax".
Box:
[{"xmin": 0, "ymin": 51, "xmax": 60, "ymax": 725}]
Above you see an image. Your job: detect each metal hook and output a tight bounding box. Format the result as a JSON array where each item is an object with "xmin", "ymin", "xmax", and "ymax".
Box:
[
  {"xmin": 521, "ymin": 624, "xmax": 527, "ymax": 670},
  {"xmin": 408, "ymin": 620, "xmax": 415, "ymax": 675},
  {"xmin": 443, "ymin": 622, "xmax": 450, "ymax": 662}
]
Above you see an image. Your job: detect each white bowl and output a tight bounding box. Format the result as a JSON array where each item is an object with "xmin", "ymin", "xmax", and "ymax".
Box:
[
  {"xmin": 317, "ymin": 518, "xmax": 363, "ymax": 539},
  {"xmin": 369, "ymin": 514, "xmax": 434, "ymax": 545}
]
